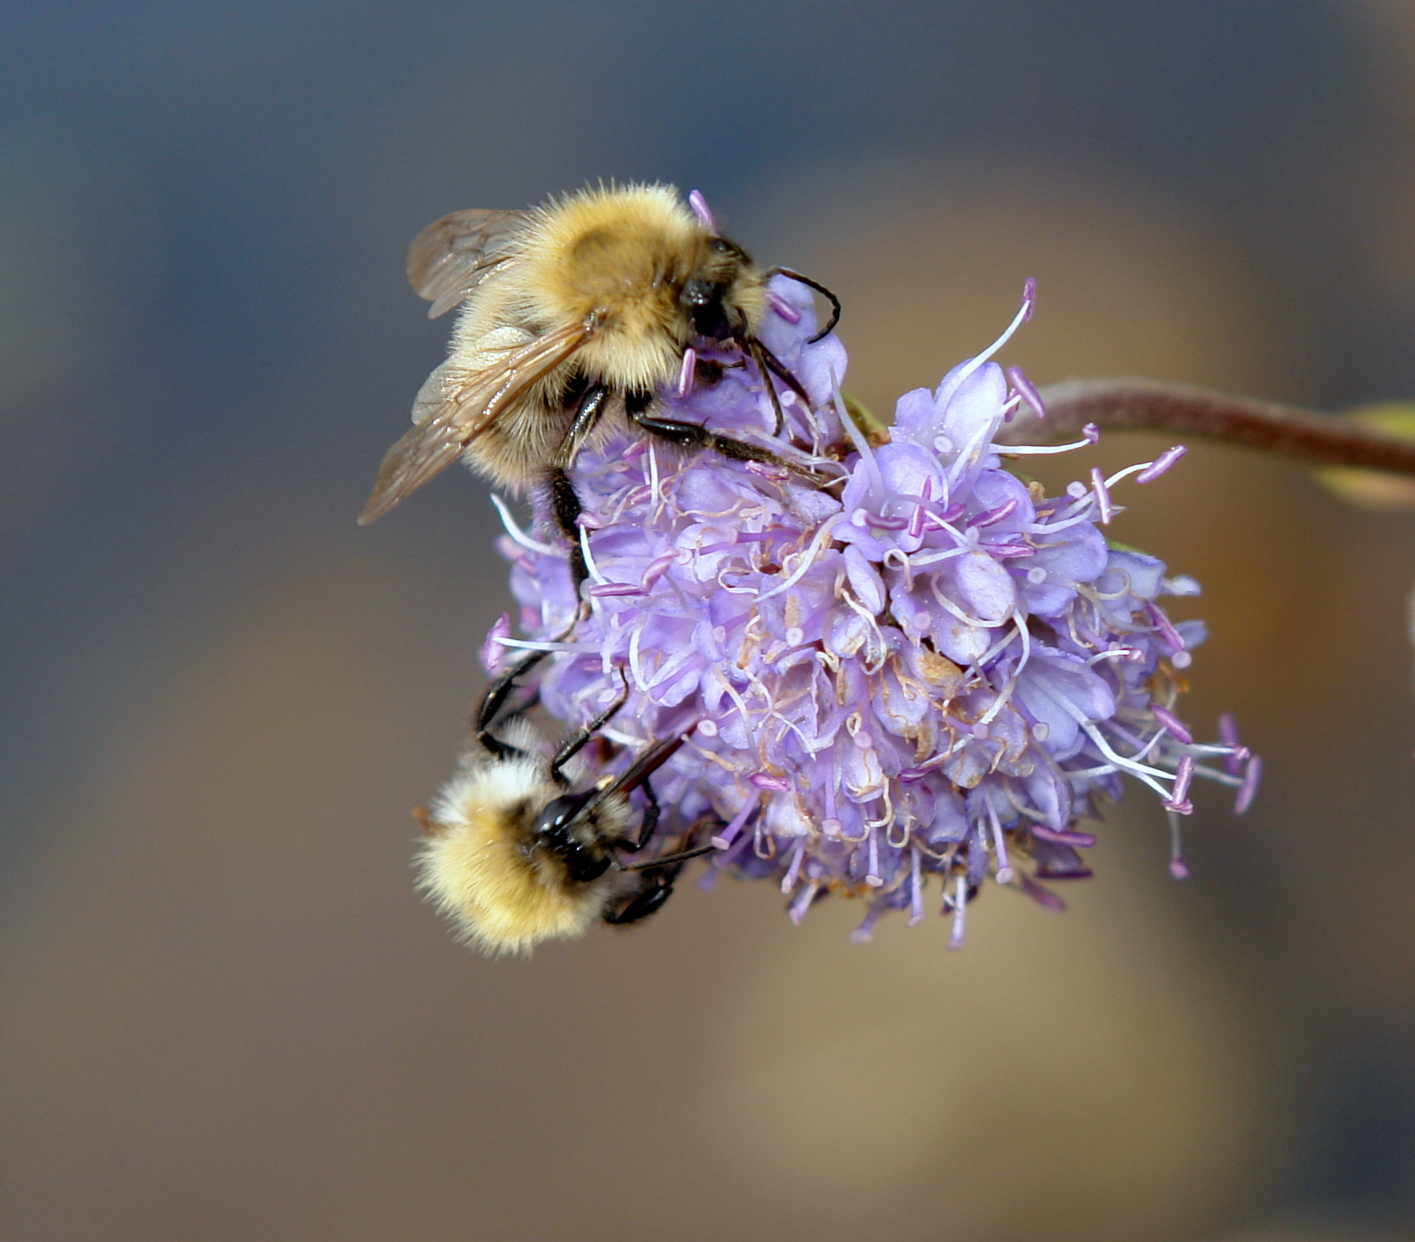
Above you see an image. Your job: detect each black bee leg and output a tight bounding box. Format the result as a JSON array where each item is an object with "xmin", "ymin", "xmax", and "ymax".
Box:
[
  {"xmin": 764, "ymin": 266, "xmax": 842, "ymax": 341},
  {"xmin": 557, "ymin": 382, "xmax": 611, "ymax": 464},
  {"xmin": 548, "ymin": 670, "xmax": 629, "ymax": 780},
  {"xmin": 613, "ymin": 771, "xmax": 664, "ymax": 855},
  {"xmin": 602, "ymin": 877, "xmax": 676, "ymax": 926},
  {"xmin": 474, "ymin": 646, "xmax": 550, "ymax": 759},
  {"xmin": 547, "ymin": 466, "xmax": 590, "ymax": 598},
  {"xmin": 747, "ymin": 339, "xmax": 787, "ymax": 436},
  {"xmin": 625, "ymin": 391, "xmax": 825, "ymax": 484},
  {"xmin": 543, "ymin": 379, "xmax": 613, "ymax": 602},
  {"xmin": 750, "ymin": 338, "xmax": 811, "ymax": 406},
  {"xmin": 475, "ymin": 615, "xmax": 586, "ymax": 758},
  {"xmin": 605, "ymin": 815, "xmax": 721, "ymax": 926}
]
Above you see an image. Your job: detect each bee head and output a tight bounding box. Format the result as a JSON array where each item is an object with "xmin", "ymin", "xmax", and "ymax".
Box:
[
  {"xmin": 681, "ymin": 237, "xmax": 762, "ymax": 342},
  {"xmin": 531, "ymin": 791, "xmax": 617, "ymax": 883}
]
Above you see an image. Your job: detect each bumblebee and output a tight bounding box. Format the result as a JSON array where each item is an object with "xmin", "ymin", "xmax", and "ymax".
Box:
[
  {"xmin": 359, "ymin": 183, "xmax": 838, "ymax": 585},
  {"xmin": 416, "ymin": 648, "xmax": 711, "ymax": 954}
]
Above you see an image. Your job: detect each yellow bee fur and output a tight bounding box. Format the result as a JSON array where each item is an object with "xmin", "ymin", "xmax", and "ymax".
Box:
[
  {"xmin": 416, "ymin": 719, "xmax": 636, "ymax": 956},
  {"xmin": 359, "ymin": 183, "xmax": 782, "ymax": 524}
]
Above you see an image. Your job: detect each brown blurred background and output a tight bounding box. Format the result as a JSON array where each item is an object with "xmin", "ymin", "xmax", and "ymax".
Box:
[{"xmin": 3, "ymin": 3, "xmax": 1415, "ymax": 1239}]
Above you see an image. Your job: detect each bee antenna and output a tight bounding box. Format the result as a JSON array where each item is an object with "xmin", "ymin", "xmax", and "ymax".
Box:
[
  {"xmin": 766, "ymin": 267, "xmax": 841, "ymax": 342},
  {"xmin": 617, "ymin": 841, "xmax": 719, "ymax": 871},
  {"xmin": 549, "ymin": 667, "xmax": 630, "ymax": 778}
]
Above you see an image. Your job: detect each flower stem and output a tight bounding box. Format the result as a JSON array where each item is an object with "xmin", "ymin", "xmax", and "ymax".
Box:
[{"xmin": 994, "ymin": 379, "xmax": 1415, "ymax": 476}]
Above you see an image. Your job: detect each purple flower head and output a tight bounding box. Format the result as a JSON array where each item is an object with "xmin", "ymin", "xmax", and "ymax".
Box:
[{"xmin": 488, "ymin": 278, "xmax": 1256, "ymax": 944}]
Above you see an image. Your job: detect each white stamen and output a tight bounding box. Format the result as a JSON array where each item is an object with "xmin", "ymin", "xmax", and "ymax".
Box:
[
  {"xmin": 492, "ymin": 636, "xmax": 598, "ymax": 654},
  {"xmin": 907, "ymin": 846, "xmax": 925, "ymax": 926},
  {"xmin": 780, "ymin": 837, "xmax": 807, "ymax": 894},
  {"xmin": 948, "ymin": 875, "xmax": 968, "ymax": 949},
  {"xmin": 936, "ymin": 287, "xmax": 1035, "ymax": 412},
  {"xmin": 756, "ymin": 513, "xmax": 846, "ymax": 602},
  {"xmin": 490, "ymin": 493, "xmax": 556, "ymax": 555},
  {"xmin": 579, "ymin": 525, "xmax": 607, "ymax": 584},
  {"xmin": 988, "ymin": 802, "xmax": 1014, "ymax": 884},
  {"xmin": 1091, "ymin": 467, "xmax": 1113, "ymax": 524}
]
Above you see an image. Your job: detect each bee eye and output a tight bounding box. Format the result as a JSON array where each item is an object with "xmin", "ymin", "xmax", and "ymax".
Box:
[
  {"xmin": 533, "ymin": 793, "xmax": 612, "ymax": 883},
  {"xmin": 710, "ymin": 238, "xmax": 729, "ymax": 253},
  {"xmin": 534, "ymin": 792, "xmax": 591, "ymax": 839}
]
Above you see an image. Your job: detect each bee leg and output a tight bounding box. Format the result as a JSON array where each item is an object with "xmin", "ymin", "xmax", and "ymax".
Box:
[
  {"xmin": 546, "ymin": 381, "xmax": 613, "ymax": 599},
  {"xmin": 547, "ymin": 465, "xmax": 590, "ymax": 597},
  {"xmin": 547, "ymin": 669, "xmax": 630, "ymax": 780},
  {"xmin": 475, "ymin": 616, "xmax": 586, "ymax": 759},
  {"xmin": 602, "ymin": 876, "xmax": 676, "ymax": 926},
  {"xmin": 624, "ymin": 391, "xmax": 822, "ymax": 483},
  {"xmin": 746, "ymin": 339, "xmax": 789, "ymax": 436},
  {"xmin": 474, "ymin": 646, "xmax": 551, "ymax": 759},
  {"xmin": 605, "ymin": 789, "xmax": 683, "ymax": 926},
  {"xmin": 613, "ymin": 770, "xmax": 664, "ymax": 855},
  {"xmin": 558, "ymin": 382, "xmax": 611, "ymax": 462},
  {"xmin": 750, "ymin": 338, "xmax": 811, "ymax": 406},
  {"xmin": 605, "ymin": 815, "xmax": 720, "ymax": 925}
]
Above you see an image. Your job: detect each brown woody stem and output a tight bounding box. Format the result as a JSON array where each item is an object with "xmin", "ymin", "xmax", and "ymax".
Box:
[{"xmin": 993, "ymin": 378, "xmax": 1415, "ymax": 476}]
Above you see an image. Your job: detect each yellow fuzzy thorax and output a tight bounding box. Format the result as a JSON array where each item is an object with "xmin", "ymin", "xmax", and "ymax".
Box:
[{"xmin": 516, "ymin": 184, "xmax": 708, "ymax": 391}]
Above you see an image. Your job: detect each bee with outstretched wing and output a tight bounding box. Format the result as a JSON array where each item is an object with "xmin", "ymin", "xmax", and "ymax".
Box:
[{"xmin": 359, "ymin": 184, "xmax": 840, "ymax": 588}]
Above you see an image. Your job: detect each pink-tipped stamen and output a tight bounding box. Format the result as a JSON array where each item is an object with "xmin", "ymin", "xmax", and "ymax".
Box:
[
  {"xmin": 1219, "ymin": 713, "xmax": 1244, "ymax": 775},
  {"xmin": 1234, "ymin": 755, "xmax": 1262, "ymax": 814},
  {"xmin": 1167, "ymin": 813, "xmax": 1190, "ymax": 879},
  {"xmin": 1149, "ymin": 703, "xmax": 1193, "ymax": 744},
  {"xmin": 1163, "ymin": 754, "xmax": 1195, "ymax": 814},
  {"xmin": 677, "ymin": 347, "xmax": 697, "ymax": 398},
  {"xmin": 972, "ymin": 498, "xmax": 1019, "ymax": 529},
  {"xmin": 1031, "ymin": 825, "xmax": 1097, "ymax": 848},
  {"xmin": 687, "ymin": 189, "xmax": 715, "ymax": 231},
  {"xmin": 1004, "ymin": 424, "xmax": 1100, "ymax": 456},
  {"xmin": 1146, "ymin": 602, "xmax": 1187, "ymax": 654},
  {"xmin": 1137, "ymin": 445, "xmax": 1187, "ymax": 483},
  {"xmin": 1019, "ymin": 874, "xmax": 1066, "ymax": 912},
  {"xmin": 1006, "ymin": 365, "xmax": 1046, "ymax": 418},
  {"xmin": 767, "ymin": 292, "xmax": 801, "ymax": 324}
]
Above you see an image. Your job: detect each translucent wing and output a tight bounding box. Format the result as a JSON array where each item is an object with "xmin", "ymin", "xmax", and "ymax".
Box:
[
  {"xmin": 407, "ymin": 209, "xmax": 527, "ymax": 318},
  {"xmin": 357, "ymin": 319, "xmax": 594, "ymax": 525}
]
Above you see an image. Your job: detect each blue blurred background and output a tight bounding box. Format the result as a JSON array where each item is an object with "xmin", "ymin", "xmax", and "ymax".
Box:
[{"xmin": 4, "ymin": 3, "xmax": 1415, "ymax": 1239}]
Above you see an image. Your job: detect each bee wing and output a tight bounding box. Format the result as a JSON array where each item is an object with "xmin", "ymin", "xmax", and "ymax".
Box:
[
  {"xmin": 407, "ymin": 209, "xmax": 528, "ymax": 318},
  {"xmin": 358, "ymin": 319, "xmax": 593, "ymax": 525}
]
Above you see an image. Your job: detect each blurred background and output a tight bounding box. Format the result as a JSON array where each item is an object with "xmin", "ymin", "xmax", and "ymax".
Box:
[{"xmin": 2, "ymin": 2, "xmax": 1415, "ymax": 1239}]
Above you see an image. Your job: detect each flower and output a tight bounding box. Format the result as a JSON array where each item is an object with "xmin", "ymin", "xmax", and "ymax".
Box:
[{"xmin": 487, "ymin": 275, "xmax": 1257, "ymax": 944}]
